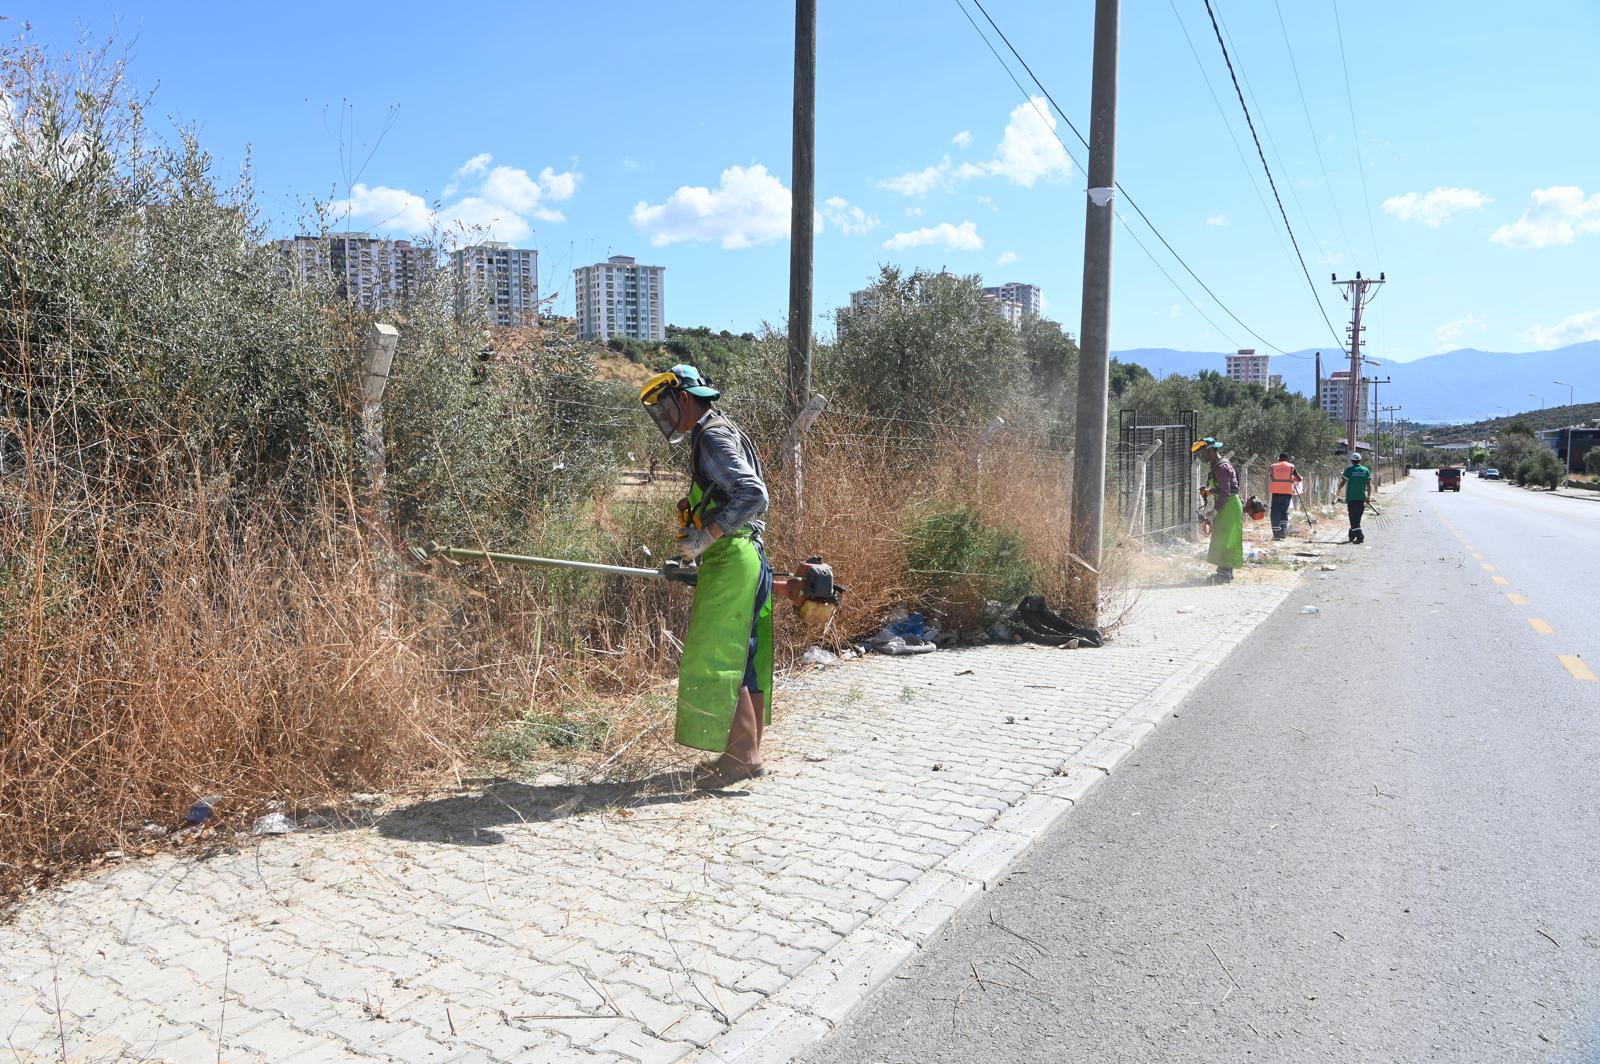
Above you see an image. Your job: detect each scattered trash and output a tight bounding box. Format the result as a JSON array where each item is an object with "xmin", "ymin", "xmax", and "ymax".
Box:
[
  {"xmin": 803, "ymin": 753, "xmax": 828, "ymax": 763},
  {"xmin": 1176, "ymin": 606, "xmax": 1195, "ymax": 614},
  {"xmin": 1319, "ymin": 564, "xmax": 1338, "ymax": 572},
  {"xmin": 874, "ymin": 636, "xmax": 938, "ymax": 656},
  {"xmin": 104, "ymin": 850, "xmax": 124, "ymax": 860},
  {"xmin": 1064, "ymin": 638, "xmax": 1083, "ymax": 650},
  {"xmin": 533, "ymin": 773, "xmax": 566, "ymax": 788},
  {"xmin": 955, "ymin": 668, "xmax": 976, "ymax": 676},
  {"xmin": 1005, "ymin": 716, "xmax": 1017, "ymax": 724},
  {"xmin": 800, "ymin": 646, "xmax": 840, "ymax": 668},
  {"xmin": 1301, "ymin": 605, "xmax": 1322, "ymax": 615},
  {"xmin": 139, "ymin": 822, "xmax": 167, "ymax": 838},
  {"xmin": 250, "ymin": 813, "xmax": 295, "ymax": 836},
  {"xmin": 184, "ymin": 796, "xmax": 221, "ymax": 824},
  {"xmin": 931, "ymin": 763, "xmax": 944, "ymax": 772},
  {"xmin": 350, "ymin": 793, "xmax": 385, "ymax": 806}
]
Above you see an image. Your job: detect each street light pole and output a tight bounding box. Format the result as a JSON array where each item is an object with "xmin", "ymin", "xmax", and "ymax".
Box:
[
  {"xmin": 1528, "ymin": 393, "xmax": 1544, "ymax": 409},
  {"xmin": 1554, "ymin": 379, "xmax": 1575, "ymax": 473}
]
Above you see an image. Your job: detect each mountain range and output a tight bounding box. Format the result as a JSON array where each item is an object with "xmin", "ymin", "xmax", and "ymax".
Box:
[{"xmin": 1112, "ymin": 340, "xmax": 1600, "ymax": 424}]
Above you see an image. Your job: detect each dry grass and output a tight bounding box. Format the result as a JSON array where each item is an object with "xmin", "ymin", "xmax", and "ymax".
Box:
[{"xmin": 1, "ymin": 413, "xmax": 1126, "ymax": 900}]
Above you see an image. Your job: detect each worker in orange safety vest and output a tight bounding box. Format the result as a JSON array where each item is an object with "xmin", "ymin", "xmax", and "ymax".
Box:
[{"xmin": 1268, "ymin": 452, "xmax": 1302, "ymax": 540}]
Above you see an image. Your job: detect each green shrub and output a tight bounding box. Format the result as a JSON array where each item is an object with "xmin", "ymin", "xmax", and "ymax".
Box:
[
  {"xmin": 1585, "ymin": 446, "xmax": 1600, "ymax": 476},
  {"xmin": 1521, "ymin": 447, "xmax": 1564, "ymax": 490},
  {"xmin": 902, "ymin": 504, "xmax": 1035, "ymax": 626}
]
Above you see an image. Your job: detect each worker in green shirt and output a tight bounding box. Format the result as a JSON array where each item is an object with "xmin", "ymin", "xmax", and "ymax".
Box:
[{"xmin": 1338, "ymin": 453, "xmax": 1373, "ymax": 544}]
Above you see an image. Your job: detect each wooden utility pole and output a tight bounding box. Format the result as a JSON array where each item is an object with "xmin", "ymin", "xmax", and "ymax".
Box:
[
  {"xmin": 1069, "ymin": 0, "xmax": 1120, "ymax": 622},
  {"xmin": 786, "ymin": 0, "xmax": 816, "ymax": 501},
  {"xmin": 1332, "ymin": 272, "xmax": 1383, "ymax": 454}
]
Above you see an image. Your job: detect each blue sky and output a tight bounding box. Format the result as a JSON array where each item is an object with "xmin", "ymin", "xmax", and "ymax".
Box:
[{"xmin": 15, "ymin": 1, "xmax": 1600, "ymax": 362}]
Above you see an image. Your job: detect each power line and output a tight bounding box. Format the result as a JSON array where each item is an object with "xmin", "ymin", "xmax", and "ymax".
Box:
[
  {"xmin": 963, "ymin": 0, "xmax": 1308, "ymax": 357},
  {"xmin": 1272, "ymin": 0, "xmax": 1357, "ymax": 264},
  {"xmin": 1201, "ymin": 0, "xmax": 1344, "ymax": 348},
  {"xmin": 1331, "ymin": 0, "xmax": 1383, "ymax": 270}
]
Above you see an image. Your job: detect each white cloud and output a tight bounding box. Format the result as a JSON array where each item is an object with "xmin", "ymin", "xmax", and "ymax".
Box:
[
  {"xmin": 1170, "ymin": 304, "xmax": 1183, "ymax": 318},
  {"xmin": 325, "ymin": 183, "xmax": 433, "ymax": 234},
  {"xmin": 327, "ymin": 153, "xmax": 581, "ymax": 243},
  {"xmin": 1382, "ymin": 186, "xmax": 1492, "ymax": 227},
  {"xmin": 1525, "ymin": 308, "xmax": 1600, "ymax": 348},
  {"xmin": 1205, "ymin": 214, "xmax": 1230, "ymax": 226},
  {"xmin": 622, "ymin": 155, "xmax": 640, "ymax": 172},
  {"xmin": 996, "ymin": 250, "xmax": 1018, "ymax": 266},
  {"xmin": 630, "ymin": 163, "xmax": 792, "ymax": 249},
  {"xmin": 877, "ymin": 96, "xmax": 1071, "ymax": 197},
  {"xmin": 882, "ymin": 220, "xmax": 982, "ymax": 251},
  {"xmin": 1434, "ymin": 313, "xmax": 1486, "ymax": 351},
  {"xmin": 985, "ymin": 97, "xmax": 1072, "ymax": 187},
  {"xmin": 821, "ymin": 196, "xmax": 880, "ymax": 236},
  {"xmin": 1491, "ymin": 186, "xmax": 1600, "ymax": 248},
  {"xmin": 905, "ymin": 206, "xmax": 924, "ymax": 218},
  {"xmin": 952, "ymin": 130, "xmax": 972, "ymax": 149},
  {"xmin": 480, "ymin": 164, "xmax": 578, "ymax": 222}
]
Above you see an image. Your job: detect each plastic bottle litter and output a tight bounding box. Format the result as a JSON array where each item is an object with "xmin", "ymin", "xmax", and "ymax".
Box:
[
  {"xmin": 800, "ymin": 646, "xmax": 840, "ymax": 668},
  {"xmin": 1300, "ymin": 605, "xmax": 1321, "ymax": 615},
  {"xmin": 184, "ymin": 796, "xmax": 221, "ymax": 824},
  {"xmin": 250, "ymin": 812, "xmax": 295, "ymax": 836}
]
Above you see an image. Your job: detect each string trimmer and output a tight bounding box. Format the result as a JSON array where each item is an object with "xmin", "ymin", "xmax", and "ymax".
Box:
[{"xmin": 411, "ymin": 542, "xmax": 845, "ymax": 625}]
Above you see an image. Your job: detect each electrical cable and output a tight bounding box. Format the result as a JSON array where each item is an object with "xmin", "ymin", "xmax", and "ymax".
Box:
[
  {"xmin": 965, "ymin": 0, "xmax": 1309, "ymax": 357},
  {"xmin": 1331, "ymin": 0, "xmax": 1383, "ymax": 270},
  {"xmin": 1201, "ymin": 0, "xmax": 1344, "ymax": 348},
  {"xmin": 1272, "ymin": 0, "xmax": 1357, "ymax": 264}
]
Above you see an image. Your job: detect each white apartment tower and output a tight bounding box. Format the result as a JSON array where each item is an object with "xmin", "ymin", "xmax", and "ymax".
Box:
[
  {"xmin": 1319, "ymin": 369, "xmax": 1368, "ymax": 427},
  {"xmin": 981, "ymin": 282, "xmax": 1042, "ymax": 319},
  {"xmin": 1225, "ymin": 348, "xmax": 1271, "ymax": 387},
  {"xmin": 277, "ymin": 232, "xmax": 432, "ymax": 311},
  {"xmin": 574, "ymin": 255, "xmax": 665, "ymax": 342},
  {"xmin": 450, "ymin": 242, "xmax": 540, "ymax": 328}
]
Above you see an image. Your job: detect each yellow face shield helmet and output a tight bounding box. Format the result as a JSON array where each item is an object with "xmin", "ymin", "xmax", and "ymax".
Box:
[{"xmin": 640, "ymin": 371, "xmax": 687, "ymax": 444}]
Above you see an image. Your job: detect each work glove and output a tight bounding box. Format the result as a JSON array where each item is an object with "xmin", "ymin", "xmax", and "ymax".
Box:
[{"xmin": 676, "ymin": 526, "xmax": 714, "ymax": 561}]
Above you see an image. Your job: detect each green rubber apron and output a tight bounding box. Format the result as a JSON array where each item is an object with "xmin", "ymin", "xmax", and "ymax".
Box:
[
  {"xmin": 1207, "ymin": 492, "xmax": 1245, "ymax": 569},
  {"xmin": 675, "ymin": 488, "xmax": 775, "ymax": 752}
]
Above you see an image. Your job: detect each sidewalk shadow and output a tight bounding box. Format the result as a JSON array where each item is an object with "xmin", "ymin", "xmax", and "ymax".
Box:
[{"xmin": 375, "ymin": 771, "xmax": 702, "ymax": 847}]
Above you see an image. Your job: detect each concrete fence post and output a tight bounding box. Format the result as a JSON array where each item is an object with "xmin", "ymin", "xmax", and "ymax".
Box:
[{"xmin": 361, "ymin": 323, "xmax": 400, "ymax": 614}]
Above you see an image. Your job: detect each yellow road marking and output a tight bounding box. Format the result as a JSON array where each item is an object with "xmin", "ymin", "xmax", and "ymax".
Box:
[
  {"xmin": 1507, "ymin": 593, "xmax": 1529, "ymax": 606},
  {"xmin": 1528, "ymin": 618, "xmax": 1555, "ymax": 634},
  {"xmin": 1492, "ymin": 576, "xmax": 1509, "ymax": 586},
  {"xmin": 1470, "ymin": 552, "xmax": 1485, "ymax": 560},
  {"xmin": 1559, "ymin": 655, "xmax": 1598, "ymax": 682},
  {"xmin": 1481, "ymin": 563, "xmax": 1495, "ymax": 572}
]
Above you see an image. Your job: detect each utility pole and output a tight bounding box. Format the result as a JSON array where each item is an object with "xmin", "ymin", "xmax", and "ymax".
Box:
[
  {"xmin": 1368, "ymin": 374, "xmax": 1391, "ymax": 457},
  {"xmin": 1332, "ymin": 272, "xmax": 1384, "ymax": 454},
  {"xmin": 1070, "ymin": 0, "xmax": 1120, "ymax": 623},
  {"xmin": 1555, "ymin": 379, "xmax": 1574, "ymax": 472},
  {"xmin": 785, "ymin": 0, "xmax": 816, "ymax": 500}
]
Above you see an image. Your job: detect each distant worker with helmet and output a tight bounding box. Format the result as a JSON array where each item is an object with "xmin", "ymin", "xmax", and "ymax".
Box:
[
  {"xmin": 1339, "ymin": 452, "xmax": 1373, "ymax": 544},
  {"xmin": 639, "ymin": 364, "xmax": 774, "ymax": 789},
  {"xmin": 1268, "ymin": 451, "xmax": 1303, "ymax": 541},
  {"xmin": 1194, "ymin": 437, "xmax": 1244, "ymax": 584}
]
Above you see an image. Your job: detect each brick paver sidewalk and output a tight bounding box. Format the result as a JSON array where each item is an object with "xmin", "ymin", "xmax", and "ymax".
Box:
[{"xmin": 2, "ymin": 582, "xmax": 1290, "ymax": 1063}]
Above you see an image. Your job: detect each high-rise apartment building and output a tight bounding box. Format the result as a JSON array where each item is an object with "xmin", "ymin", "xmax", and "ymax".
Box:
[
  {"xmin": 574, "ymin": 255, "xmax": 665, "ymax": 342},
  {"xmin": 981, "ymin": 282, "xmax": 1042, "ymax": 319},
  {"xmin": 277, "ymin": 232, "xmax": 433, "ymax": 311},
  {"xmin": 981, "ymin": 292, "xmax": 1025, "ymax": 331},
  {"xmin": 1225, "ymin": 348, "xmax": 1271, "ymax": 387},
  {"xmin": 450, "ymin": 242, "xmax": 540, "ymax": 328},
  {"xmin": 1319, "ymin": 369, "xmax": 1368, "ymax": 427}
]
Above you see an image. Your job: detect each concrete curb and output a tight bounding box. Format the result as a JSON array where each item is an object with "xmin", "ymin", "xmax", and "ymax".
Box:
[{"xmin": 690, "ymin": 582, "xmax": 1293, "ymax": 1063}]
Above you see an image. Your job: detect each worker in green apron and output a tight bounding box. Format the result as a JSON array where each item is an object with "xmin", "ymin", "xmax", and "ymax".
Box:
[
  {"xmin": 1193, "ymin": 436, "xmax": 1244, "ymax": 584},
  {"xmin": 639, "ymin": 365, "xmax": 774, "ymax": 789}
]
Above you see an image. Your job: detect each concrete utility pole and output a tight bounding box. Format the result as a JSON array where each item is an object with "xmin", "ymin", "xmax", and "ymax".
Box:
[
  {"xmin": 1368, "ymin": 374, "xmax": 1391, "ymax": 468},
  {"xmin": 1332, "ymin": 272, "xmax": 1383, "ymax": 455},
  {"xmin": 786, "ymin": 0, "xmax": 816, "ymax": 481},
  {"xmin": 1070, "ymin": 0, "xmax": 1120, "ymax": 621}
]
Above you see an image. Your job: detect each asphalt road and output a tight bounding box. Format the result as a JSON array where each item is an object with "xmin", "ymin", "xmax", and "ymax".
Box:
[{"xmin": 801, "ymin": 474, "xmax": 1600, "ymax": 1064}]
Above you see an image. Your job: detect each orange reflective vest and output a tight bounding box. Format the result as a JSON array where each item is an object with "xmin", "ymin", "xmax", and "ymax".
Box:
[{"xmin": 1269, "ymin": 460, "xmax": 1299, "ymax": 495}]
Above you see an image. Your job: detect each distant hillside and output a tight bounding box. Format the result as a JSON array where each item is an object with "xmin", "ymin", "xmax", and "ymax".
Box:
[
  {"xmin": 1414, "ymin": 403, "xmax": 1600, "ymax": 445},
  {"xmin": 1111, "ymin": 340, "xmax": 1600, "ymax": 423}
]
